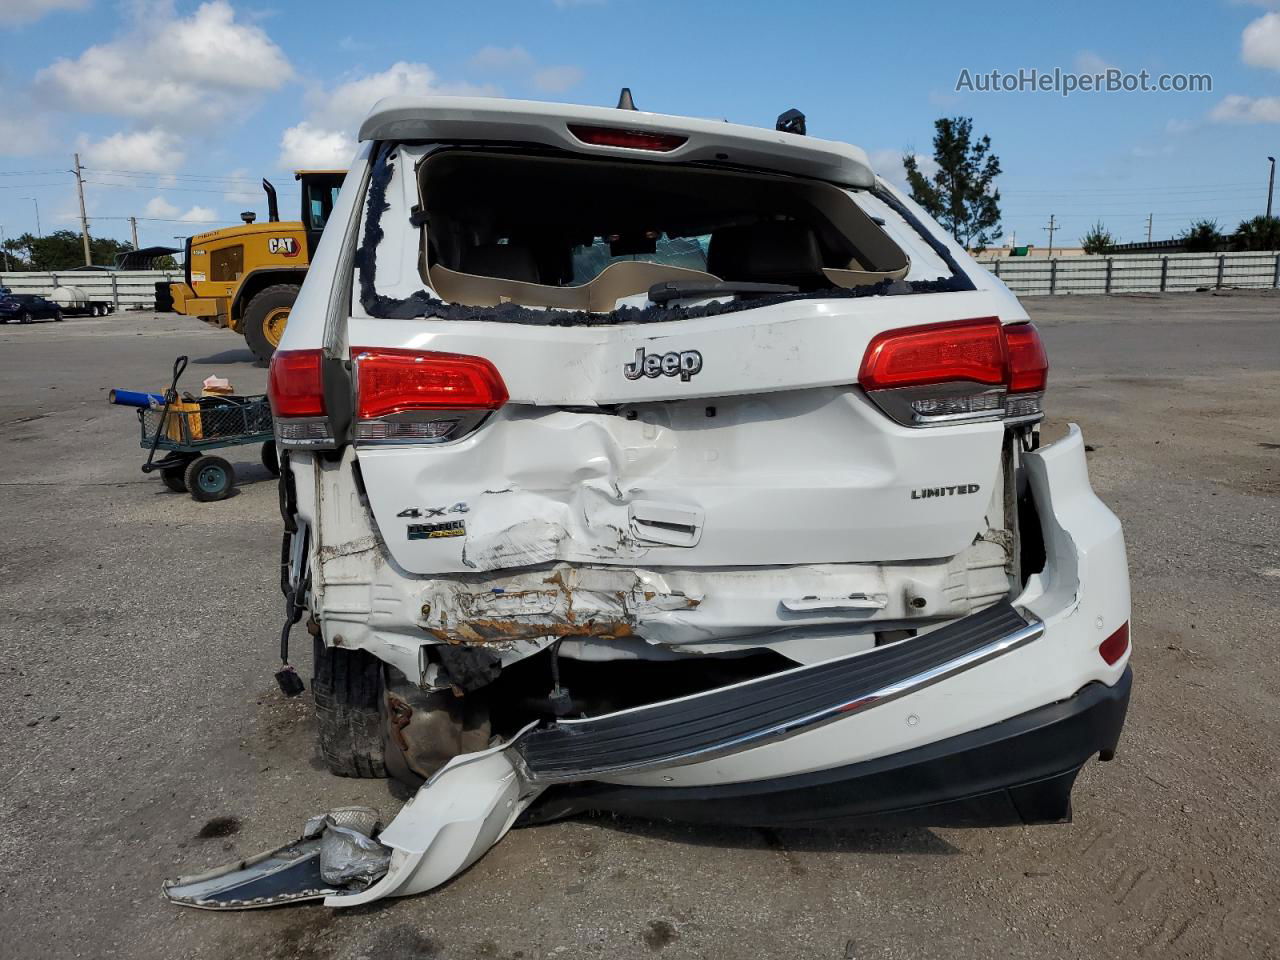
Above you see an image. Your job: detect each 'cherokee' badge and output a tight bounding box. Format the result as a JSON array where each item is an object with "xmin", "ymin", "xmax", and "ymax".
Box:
[{"xmin": 623, "ymin": 347, "xmax": 703, "ymax": 382}]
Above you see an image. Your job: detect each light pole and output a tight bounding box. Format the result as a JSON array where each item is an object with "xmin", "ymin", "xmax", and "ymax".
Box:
[
  {"xmin": 20, "ymin": 197, "xmax": 41, "ymax": 237},
  {"xmin": 1267, "ymin": 156, "xmax": 1275, "ymax": 220},
  {"xmin": 1, "ymin": 224, "xmax": 9, "ymax": 272}
]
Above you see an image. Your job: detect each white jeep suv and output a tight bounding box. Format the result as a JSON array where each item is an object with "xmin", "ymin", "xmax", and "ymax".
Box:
[{"xmin": 263, "ymin": 96, "xmax": 1131, "ymax": 904}]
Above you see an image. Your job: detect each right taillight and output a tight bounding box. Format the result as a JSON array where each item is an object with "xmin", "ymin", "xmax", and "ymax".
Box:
[
  {"xmin": 1099, "ymin": 621, "xmax": 1130, "ymax": 665},
  {"xmin": 858, "ymin": 319, "xmax": 1048, "ymax": 427},
  {"xmin": 351, "ymin": 347, "xmax": 507, "ymax": 444},
  {"xmin": 268, "ymin": 348, "xmax": 335, "ymax": 448}
]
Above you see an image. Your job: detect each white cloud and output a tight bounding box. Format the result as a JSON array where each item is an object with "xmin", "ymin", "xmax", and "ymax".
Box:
[
  {"xmin": 532, "ymin": 65, "xmax": 584, "ymax": 93},
  {"xmin": 0, "ymin": 0, "xmax": 89, "ymax": 26},
  {"xmin": 278, "ymin": 121, "xmax": 356, "ymax": 170},
  {"xmin": 469, "ymin": 45, "xmax": 535, "ymax": 72},
  {"xmin": 35, "ymin": 0, "xmax": 292, "ymax": 129},
  {"xmin": 868, "ymin": 149, "xmax": 939, "ymax": 190},
  {"xmin": 179, "ymin": 204, "xmax": 218, "ymax": 222},
  {"xmin": 1210, "ymin": 93, "xmax": 1280, "ymax": 123},
  {"xmin": 0, "ymin": 84, "xmax": 53, "ymax": 155},
  {"xmin": 1074, "ymin": 50, "xmax": 1117, "ymax": 74},
  {"xmin": 142, "ymin": 197, "xmax": 214, "ymax": 223},
  {"xmin": 278, "ymin": 62, "xmax": 498, "ymax": 169},
  {"xmin": 222, "ymin": 168, "xmax": 258, "ymax": 202},
  {"xmin": 145, "ymin": 196, "xmax": 179, "ymax": 218},
  {"xmin": 1243, "ymin": 12, "xmax": 1280, "ymax": 69},
  {"xmin": 79, "ymin": 128, "xmax": 185, "ymax": 172}
]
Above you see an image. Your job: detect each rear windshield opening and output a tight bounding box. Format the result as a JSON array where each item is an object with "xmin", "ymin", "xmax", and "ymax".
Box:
[{"xmin": 417, "ymin": 150, "xmax": 910, "ymax": 312}]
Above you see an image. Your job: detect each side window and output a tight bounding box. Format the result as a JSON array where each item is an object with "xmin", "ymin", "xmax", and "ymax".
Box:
[{"xmin": 305, "ymin": 184, "xmax": 341, "ymax": 232}]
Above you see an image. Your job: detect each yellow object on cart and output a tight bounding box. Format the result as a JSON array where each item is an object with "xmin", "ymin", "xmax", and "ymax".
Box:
[{"xmin": 165, "ymin": 401, "xmax": 204, "ymax": 442}]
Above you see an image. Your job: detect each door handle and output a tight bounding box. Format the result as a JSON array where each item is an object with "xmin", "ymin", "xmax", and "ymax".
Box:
[{"xmin": 628, "ymin": 501, "xmax": 704, "ymax": 547}]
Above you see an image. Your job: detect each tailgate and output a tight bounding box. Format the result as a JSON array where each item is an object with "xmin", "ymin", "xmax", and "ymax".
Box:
[{"xmin": 348, "ymin": 289, "xmax": 1011, "ymax": 576}]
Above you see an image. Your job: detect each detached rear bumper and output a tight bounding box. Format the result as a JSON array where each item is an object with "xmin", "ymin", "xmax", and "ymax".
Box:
[{"xmin": 525, "ymin": 666, "xmax": 1132, "ymax": 828}]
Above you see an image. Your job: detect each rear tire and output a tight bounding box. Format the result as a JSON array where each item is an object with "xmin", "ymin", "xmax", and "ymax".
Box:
[
  {"xmin": 184, "ymin": 455, "xmax": 235, "ymax": 502},
  {"xmin": 261, "ymin": 440, "xmax": 280, "ymax": 476},
  {"xmin": 312, "ymin": 636, "xmax": 388, "ymax": 778},
  {"xmin": 242, "ymin": 284, "xmax": 298, "ymax": 362},
  {"xmin": 160, "ymin": 464, "xmax": 188, "ymax": 492}
]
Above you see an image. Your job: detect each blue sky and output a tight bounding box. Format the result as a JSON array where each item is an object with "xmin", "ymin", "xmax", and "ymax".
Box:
[{"xmin": 2, "ymin": 0, "xmax": 1278, "ymax": 252}]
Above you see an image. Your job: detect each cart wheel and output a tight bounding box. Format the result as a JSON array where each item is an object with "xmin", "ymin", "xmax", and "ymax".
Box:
[
  {"xmin": 160, "ymin": 464, "xmax": 189, "ymax": 493},
  {"xmin": 261, "ymin": 440, "xmax": 280, "ymax": 476},
  {"xmin": 185, "ymin": 455, "xmax": 235, "ymax": 502}
]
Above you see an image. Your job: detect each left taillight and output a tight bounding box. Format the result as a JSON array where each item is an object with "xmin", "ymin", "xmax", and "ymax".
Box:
[
  {"xmin": 268, "ymin": 348, "xmax": 335, "ymax": 448},
  {"xmin": 351, "ymin": 348, "xmax": 507, "ymax": 444},
  {"xmin": 858, "ymin": 318, "xmax": 1048, "ymax": 427}
]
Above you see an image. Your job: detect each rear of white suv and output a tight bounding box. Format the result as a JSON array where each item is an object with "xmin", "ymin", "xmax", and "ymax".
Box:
[{"xmin": 264, "ymin": 96, "xmax": 1131, "ymax": 904}]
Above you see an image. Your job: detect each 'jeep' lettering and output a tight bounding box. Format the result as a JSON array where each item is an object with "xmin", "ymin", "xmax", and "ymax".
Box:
[
  {"xmin": 911, "ymin": 484, "xmax": 981, "ymax": 499},
  {"xmin": 623, "ymin": 347, "xmax": 703, "ymax": 382}
]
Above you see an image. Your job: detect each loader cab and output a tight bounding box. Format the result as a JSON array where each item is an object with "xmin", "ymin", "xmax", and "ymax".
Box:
[{"xmin": 296, "ymin": 170, "xmax": 346, "ymax": 259}]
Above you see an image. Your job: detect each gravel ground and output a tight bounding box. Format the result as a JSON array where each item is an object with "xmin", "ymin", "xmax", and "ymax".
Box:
[{"xmin": 0, "ymin": 291, "xmax": 1277, "ymax": 960}]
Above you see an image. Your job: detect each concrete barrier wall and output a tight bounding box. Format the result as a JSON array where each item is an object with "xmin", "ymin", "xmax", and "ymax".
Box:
[
  {"xmin": 976, "ymin": 250, "xmax": 1280, "ymax": 296},
  {"xmin": 0, "ymin": 270, "xmax": 181, "ymax": 309}
]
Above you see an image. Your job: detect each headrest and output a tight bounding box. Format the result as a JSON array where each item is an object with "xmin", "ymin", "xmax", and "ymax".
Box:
[
  {"xmin": 707, "ymin": 221, "xmax": 824, "ymax": 286},
  {"xmin": 460, "ymin": 243, "xmax": 540, "ymax": 283}
]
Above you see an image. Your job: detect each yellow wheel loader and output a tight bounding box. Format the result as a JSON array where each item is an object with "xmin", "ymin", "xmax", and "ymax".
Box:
[{"xmin": 168, "ymin": 170, "xmax": 345, "ymax": 361}]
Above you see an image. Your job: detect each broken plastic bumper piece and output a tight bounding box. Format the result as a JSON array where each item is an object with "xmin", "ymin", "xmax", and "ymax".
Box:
[{"xmin": 166, "ymin": 603, "xmax": 1046, "ymax": 909}]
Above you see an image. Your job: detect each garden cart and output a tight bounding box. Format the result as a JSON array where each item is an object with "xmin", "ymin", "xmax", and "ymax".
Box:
[{"xmin": 138, "ymin": 355, "xmax": 279, "ymax": 501}]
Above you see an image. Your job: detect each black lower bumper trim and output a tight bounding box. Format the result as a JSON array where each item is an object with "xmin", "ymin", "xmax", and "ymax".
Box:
[
  {"xmin": 523, "ymin": 666, "xmax": 1133, "ymax": 829},
  {"xmin": 518, "ymin": 601, "xmax": 1034, "ymax": 779}
]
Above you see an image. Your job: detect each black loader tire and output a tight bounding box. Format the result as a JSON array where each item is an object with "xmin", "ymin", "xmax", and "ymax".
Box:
[
  {"xmin": 312, "ymin": 636, "xmax": 388, "ymax": 778},
  {"xmin": 242, "ymin": 284, "xmax": 298, "ymax": 362}
]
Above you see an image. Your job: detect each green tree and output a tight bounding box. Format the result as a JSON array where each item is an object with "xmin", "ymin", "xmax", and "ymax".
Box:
[
  {"xmin": 1, "ymin": 237, "xmax": 32, "ymax": 271},
  {"xmin": 0, "ymin": 230, "xmax": 134, "ymax": 270},
  {"xmin": 1179, "ymin": 219, "xmax": 1225, "ymax": 253},
  {"xmin": 1231, "ymin": 215, "xmax": 1280, "ymax": 251},
  {"xmin": 1081, "ymin": 221, "xmax": 1116, "ymax": 255},
  {"xmin": 903, "ymin": 117, "xmax": 1002, "ymax": 252}
]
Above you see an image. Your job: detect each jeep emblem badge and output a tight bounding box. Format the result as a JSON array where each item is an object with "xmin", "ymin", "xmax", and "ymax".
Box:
[{"xmin": 623, "ymin": 347, "xmax": 703, "ymax": 382}]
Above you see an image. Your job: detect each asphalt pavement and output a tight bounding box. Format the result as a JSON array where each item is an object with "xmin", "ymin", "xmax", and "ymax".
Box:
[{"xmin": 0, "ymin": 291, "xmax": 1276, "ymax": 960}]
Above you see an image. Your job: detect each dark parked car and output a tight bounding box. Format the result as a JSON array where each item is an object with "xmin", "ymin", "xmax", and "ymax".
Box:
[{"xmin": 0, "ymin": 292, "xmax": 63, "ymax": 324}]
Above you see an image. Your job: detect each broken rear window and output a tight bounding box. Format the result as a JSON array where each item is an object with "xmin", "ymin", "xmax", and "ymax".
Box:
[{"xmin": 356, "ymin": 144, "xmax": 973, "ymax": 326}]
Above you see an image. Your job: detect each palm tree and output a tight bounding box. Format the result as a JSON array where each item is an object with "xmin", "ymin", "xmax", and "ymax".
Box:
[
  {"xmin": 1179, "ymin": 219, "xmax": 1225, "ymax": 253},
  {"xmin": 1231, "ymin": 215, "xmax": 1280, "ymax": 251}
]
